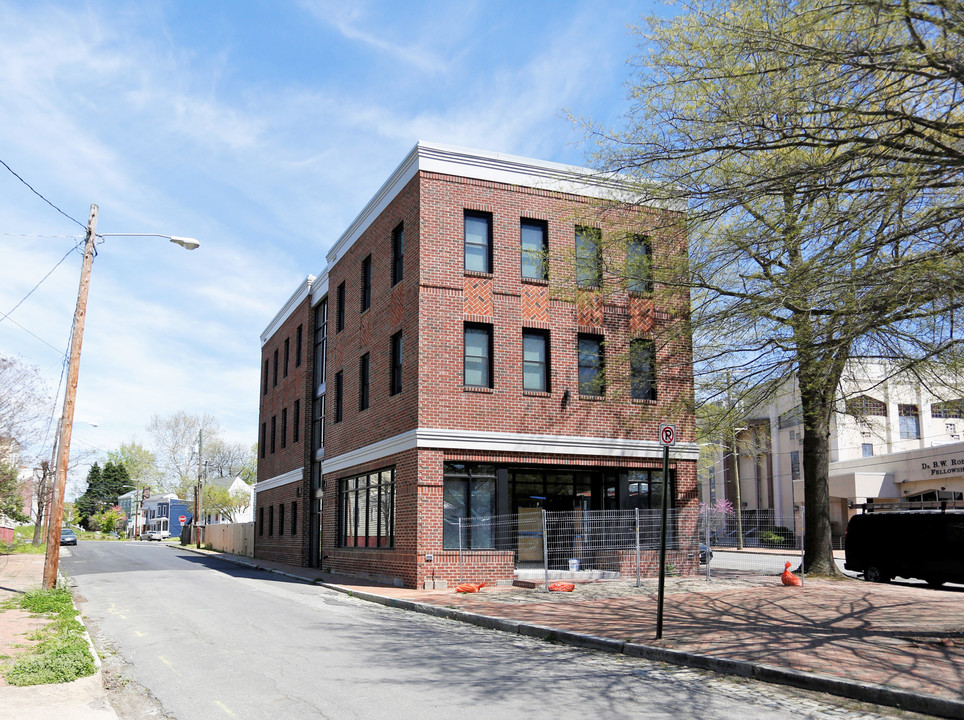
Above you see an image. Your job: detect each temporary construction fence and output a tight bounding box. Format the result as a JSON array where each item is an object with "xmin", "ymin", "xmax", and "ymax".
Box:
[
  {"xmin": 700, "ymin": 508, "xmax": 806, "ymax": 577},
  {"xmin": 454, "ymin": 508, "xmax": 701, "ymax": 586}
]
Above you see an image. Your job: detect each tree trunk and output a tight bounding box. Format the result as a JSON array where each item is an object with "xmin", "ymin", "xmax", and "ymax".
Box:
[{"xmin": 798, "ymin": 363, "xmax": 842, "ymax": 576}]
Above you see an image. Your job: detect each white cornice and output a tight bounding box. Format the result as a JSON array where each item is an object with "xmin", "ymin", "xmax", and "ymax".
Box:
[
  {"xmin": 323, "ymin": 141, "xmax": 674, "ymax": 272},
  {"xmin": 322, "ymin": 427, "xmax": 699, "ymax": 474},
  {"xmin": 255, "ymin": 467, "xmax": 303, "ymax": 493},
  {"xmin": 260, "ymin": 276, "xmax": 315, "ymax": 345}
]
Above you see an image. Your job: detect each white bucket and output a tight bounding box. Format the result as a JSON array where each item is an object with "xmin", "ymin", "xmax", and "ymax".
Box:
[{"xmin": 568, "ymin": 558, "xmax": 580, "ymax": 572}]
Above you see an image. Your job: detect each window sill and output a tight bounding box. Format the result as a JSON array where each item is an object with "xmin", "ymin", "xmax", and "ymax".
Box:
[
  {"xmin": 523, "ymin": 390, "xmax": 551, "ymax": 397},
  {"xmin": 464, "ymin": 270, "xmax": 493, "ymax": 279},
  {"xmin": 632, "ymin": 397, "xmax": 658, "ymax": 405},
  {"xmin": 579, "ymin": 394, "xmax": 605, "ymax": 402},
  {"xmin": 463, "ymin": 385, "xmax": 493, "ymax": 393},
  {"xmin": 522, "ymin": 277, "xmax": 549, "ymax": 286}
]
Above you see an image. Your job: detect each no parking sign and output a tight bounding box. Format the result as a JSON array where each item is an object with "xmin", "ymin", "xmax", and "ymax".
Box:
[{"xmin": 659, "ymin": 423, "xmax": 676, "ymax": 446}]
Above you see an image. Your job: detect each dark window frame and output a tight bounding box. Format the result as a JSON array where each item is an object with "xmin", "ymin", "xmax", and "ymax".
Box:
[
  {"xmin": 359, "ymin": 353, "xmax": 370, "ymax": 411},
  {"xmin": 520, "ymin": 218, "xmax": 548, "ymax": 281},
  {"xmin": 272, "ymin": 348, "xmax": 279, "ymax": 387},
  {"xmin": 443, "ymin": 463, "xmax": 497, "ymax": 550},
  {"xmin": 260, "ymin": 423, "xmax": 266, "ymax": 458},
  {"xmin": 630, "ymin": 338, "xmax": 657, "ymax": 401},
  {"xmin": 283, "ymin": 338, "xmax": 290, "ymax": 378},
  {"xmin": 338, "ymin": 468, "xmax": 396, "ymax": 548},
  {"xmin": 360, "ymin": 255, "xmax": 372, "ymax": 313},
  {"xmin": 577, "ymin": 334, "xmax": 605, "ymax": 397},
  {"xmin": 280, "ymin": 407, "xmax": 288, "ymax": 449},
  {"xmin": 575, "ymin": 226, "xmax": 602, "ymax": 288},
  {"xmin": 392, "ymin": 222, "xmax": 404, "ymax": 285},
  {"xmin": 464, "ymin": 323, "xmax": 494, "ymax": 389},
  {"xmin": 522, "ymin": 329, "xmax": 550, "ymax": 392},
  {"xmin": 336, "ymin": 282, "xmax": 346, "ymax": 333},
  {"xmin": 268, "ymin": 505, "xmax": 274, "ymax": 536},
  {"xmin": 390, "ymin": 331, "xmax": 403, "ymax": 396},
  {"xmin": 278, "ymin": 503, "xmax": 285, "ymax": 538},
  {"xmin": 464, "ymin": 210, "xmax": 493, "ymax": 274},
  {"xmin": 293, "ymin": 399, "xmax": 301, "ymax": 443},
  {"xmin": 295, "ymin": 324, "xmax": 303, "ymax": 367},
  {"xmin": 627, "ymin": 234, "xmax": 653, "ymax": 294},
  {"xmin": 263, "ymin": 359, "xmax": 269, "ymax": 395},
  {"xmin": 333, "ymin": 371, "xmax": 343, "ymax": 423},
  {"xmin": 270, "ymin": 415, "xmax": 277, "ymax": 454},
  {"xmin": 291, "ymin": 501, "xmax": 297, "ymax": 535}
]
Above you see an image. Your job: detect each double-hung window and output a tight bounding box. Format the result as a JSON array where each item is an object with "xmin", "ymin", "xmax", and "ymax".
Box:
[
  {"xmin": 575, "ymin": 226, "xmax": 602, "ymax": 288},
  {"xmin": 464, "ymin": 323, "xmax": 493, "ymax": 388},
  {"xmin": 280, "ymin": 408, "xmax": 287, "ymax": 449},
  {"xmin": 336, "ymin": 282, "xmax": 346, "ymax": 332},
  {"xmin": 359, "ymin": 353, "xmax": 370, "ymax": 411},
  {"xmin": 392, "ymin": 223, "xmax": 404, "ymax": 285},
  {"xmin": 627, "ymin": 234, "xmax": 652, "ymax": 293},
  {"xmin": 630, "ymin": 338, "xmax": 656, "ymax": 400},
  {"xmin": 578, "ymin": 334, "xmax": 604, "ymax": 396},
  {"xmin": 464, "ymin": 211, "xmax": 492, "ymax": 273},
  {"xmin": 390, "ymin": 331, "xmax": 403, "ymax": 395},
  {"xmin": 522, "ymin": 330, "xmax": 549, "ymax": 392},
  {"xmin": 521, "ymin": 219, "xmax": 548, "ymax": 281},
  {"xmin": 360, "ymin": 256, "xmax": 372, "ymax": 312},
  {"xmin": 333, "ymin": 371, "xmax": 343, "ymax": 423}
]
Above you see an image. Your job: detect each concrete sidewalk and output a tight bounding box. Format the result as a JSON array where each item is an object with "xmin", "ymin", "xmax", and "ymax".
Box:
[
  {"xmin": 189, "ymin": 547, "xmax": 964, "ymax": 719},
  {"xmin": 0, "ymin": 552, "xmax": 119, "ymax": 720}
]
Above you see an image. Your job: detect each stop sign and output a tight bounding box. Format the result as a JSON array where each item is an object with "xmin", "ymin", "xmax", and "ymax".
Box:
[{"xmin": 178, "ymin": 515, "xmax": 187, "ymax": 523}]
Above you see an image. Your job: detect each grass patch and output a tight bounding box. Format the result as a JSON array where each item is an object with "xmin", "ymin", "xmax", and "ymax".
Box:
[
  {"xmin": 1, "ymin": 587, "xmax": 95, "ymax": 686},
  {"xmin": 0, "ymin": 540, "xmax": 47, "ymax": 554}
]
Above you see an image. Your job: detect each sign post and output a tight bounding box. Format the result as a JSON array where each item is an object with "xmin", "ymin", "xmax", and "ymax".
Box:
[
  {"xmin": 178, "ymin": 515, "xmax": 187, "ymax": 524},
  {"xmin": 656, "ymin": 423, "xmax": 676, "ymax": 640}
]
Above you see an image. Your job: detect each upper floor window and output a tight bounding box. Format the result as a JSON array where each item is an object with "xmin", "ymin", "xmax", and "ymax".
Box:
[
  {"xmin": 464, "ymin": 211, "xmax": 492, "ymax": 273},
  {"xmin": 520, "ymin": 219, "xmax": 548, "ymax": 281},
  {"xmin": 899, "ymin": 404, "xmax": 920, "ymax": 439},
  {"xmin": 390, "ymin": 331, "xmax": 403, "ymax": 396},
  {"xmin": 360, "ymin": 255, "xmax": 372, "ymax": 313},
  {"xmin": 314, "ymin": 298, "xmax": 327, "ymax": 389},
  {"xmin": 333, "ymin": 371, "xmax": 343, "ymax": 423},
  {"xmin": 626, "ymin": 234, "xmax": 652, "ymax": 293},
  {"xmin": 522, "ymin": 330, "xmax": 549, "ymax": 392},
  {"xmin": 336, "ymin": 282, "xmax": 346, "ymax": 332},
  {"xmin": 263, "ymin": 359, "xmax": 269, "ymax": 395},
  {"xmin": 464, "ymin": 323, "xmax": 493, "ymax": 388},
  {"xmin": 578, "ymin": 334, "xmax": 604, "ymax": 396},
  {"xmin": 845, "ymin": 395, "xmax": 887, "ymax": 417},
  {"xmin": 630, "ymin": 338, "xmax": 656, "ymax": 400},
  {"xmin": 283, "ymin": 338, "xmax": 290, "ymax": 378},
  {"xmin": 392, "ymin": 223, "xmax": 404, "ymax": 285},
  {"xmin": 575, "ymin": 226, "xmax": 602, "ymax": 288},
  {"xmin": 861, "ymin": 443, "xmax": 874, "ymax": 457},
  {"xmin": 272, "ymin": 348, "xmax": 279, "ymax": 387},
  {"xmin": 270, "ymin": 415, "xmax": 277, "ymax": 454},
  {"xmin": 280, "ymin": 408, "xmax": 288, "ymax": 449},
  {"xmin": 293, "ymin": 399, "xmax": 301, "ymax": 443},
  {"xmin": 359, "ymin": 353, "xmax": 370, "ymax": 411},
  {"xmin": 260, "ymin": 423, "xmax": 266, "ymax": 458},
  {"xmin": 295, "ymin": 324, "xmax": 303, "ymax": 367},
  {"xmin": 932, "ymin": 399, "xmax": 964, "ymax": 419}
]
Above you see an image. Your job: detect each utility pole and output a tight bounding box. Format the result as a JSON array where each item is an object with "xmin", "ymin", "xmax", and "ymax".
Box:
[
  {"xmin": 43, "ymin": 204, "xmax": 97, "ymax": 589},
  {"xmin": 195, "ymin": 429, "xmax": 203, "ymax": 548}
]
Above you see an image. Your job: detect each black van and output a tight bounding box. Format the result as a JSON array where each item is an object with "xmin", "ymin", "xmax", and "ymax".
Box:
[{"xmin": 844, "ymin": 510, "xmax": 964, "ymax": 586}]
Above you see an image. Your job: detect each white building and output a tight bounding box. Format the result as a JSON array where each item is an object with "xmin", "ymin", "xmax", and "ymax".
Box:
[
  {"xmin": 200, "ymin": 476, "xmax": 254, "ymax": 525},
  {"xmin": 700, "ymin": 361, "xmax": 964, "ymax": 540}
]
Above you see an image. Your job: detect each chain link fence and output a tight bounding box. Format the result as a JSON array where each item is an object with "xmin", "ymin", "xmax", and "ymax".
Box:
[
  {"xmin": 699, "ymin": 507, "xmax": 806, "ymax": 576},
  {"xmin": 455, "ymin": 508, "xmax": 700, "ymax": 586}
]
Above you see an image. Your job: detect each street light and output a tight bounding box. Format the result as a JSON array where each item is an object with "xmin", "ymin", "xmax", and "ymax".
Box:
[{"xmin": 42, "ymin": 204, "xmax": 199, "ymax": 589}]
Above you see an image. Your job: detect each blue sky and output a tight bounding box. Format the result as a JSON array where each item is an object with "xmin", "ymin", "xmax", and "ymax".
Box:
[{"xmin": 0, "ymin": 0, "xmax": 661, "ymax": 491}]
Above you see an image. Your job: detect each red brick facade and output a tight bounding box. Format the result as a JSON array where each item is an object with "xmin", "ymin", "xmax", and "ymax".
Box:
[{"xmin": 256, "ymin": 144, "xmax": 697, "ymax": 587}]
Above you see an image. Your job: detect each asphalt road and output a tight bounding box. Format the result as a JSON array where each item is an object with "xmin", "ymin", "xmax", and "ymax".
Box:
[{"xmin": 63, "ymin": 541, "xmax": 903, "ymax": 720}]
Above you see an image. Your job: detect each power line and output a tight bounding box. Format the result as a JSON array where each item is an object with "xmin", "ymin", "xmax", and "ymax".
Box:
[{"xmin": 0, "ymin": 157, "xmax": 86, "ymax": 231}]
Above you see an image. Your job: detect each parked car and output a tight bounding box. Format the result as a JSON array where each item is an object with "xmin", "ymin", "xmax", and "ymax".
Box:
[
  {"xmin": 59, "ymin": 528, "xmax": 78, "ymax": 546},
  {"xmin": 699, "ymin": 543, "xmax": 713, "ymax": 563},
  {"xmin": 146, "ymin": 530, "xmax": 171, "ymax": 541},
  {"xmin": 845, "ymin": 510, "xmax": 964, "ymax": 587}
]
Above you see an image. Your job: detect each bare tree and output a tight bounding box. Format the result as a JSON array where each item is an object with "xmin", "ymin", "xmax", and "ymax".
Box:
[{"xmin": 146, "ymin": 411, "xmax": 221, "ymax": 494}]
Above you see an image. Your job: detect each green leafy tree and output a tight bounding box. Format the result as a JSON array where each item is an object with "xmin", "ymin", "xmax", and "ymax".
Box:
[
  {"xmin": 581, "ymin": 0, "xmax": 964, "ymax": 573},
  {"xmin": 0, "ymin": 460, "xmax": 28, "ymax": 523},
  {"xmin": 75, "ymin": 462, "xmax": 132, "ymax": 528},
  {"xmin": 106, "ymin": 441, "xmax": 159, "ymax": 491}
]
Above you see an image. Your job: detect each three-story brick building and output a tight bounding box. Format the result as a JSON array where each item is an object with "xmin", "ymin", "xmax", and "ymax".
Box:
[{"xmin": 256, "ymin": 142, "xmax": 698, "ymax": 588}]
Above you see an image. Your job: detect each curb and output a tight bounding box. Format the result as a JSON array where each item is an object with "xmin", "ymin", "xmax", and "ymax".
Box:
[{"xmin": 173, "ymin": 546, "xmax": 964, "ymax": 720}]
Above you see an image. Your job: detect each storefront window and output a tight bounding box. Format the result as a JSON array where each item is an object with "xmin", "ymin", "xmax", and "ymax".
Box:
[
  {"xmin": 338, "ymin": 468, "xmax": 395, "ymax": 548},
  {"xmin": 443, "ymin": 463, "xmax": 496, "ymax": 549}
]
